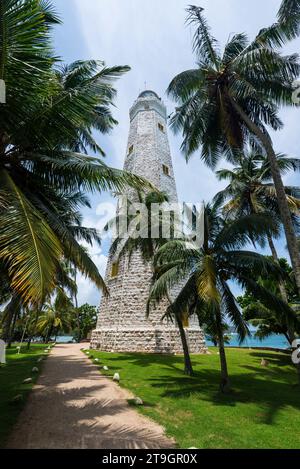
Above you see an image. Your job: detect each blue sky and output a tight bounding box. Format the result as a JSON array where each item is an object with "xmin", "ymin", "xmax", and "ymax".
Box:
[{"xmin": 53, "ymin": 0, "xmax": 300, "ymax": 306}]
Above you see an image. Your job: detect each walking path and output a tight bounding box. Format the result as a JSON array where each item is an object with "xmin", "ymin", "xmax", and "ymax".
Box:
[{"xmin": 6, "ymin": 343, "xmax": 174, "ymax": 449}]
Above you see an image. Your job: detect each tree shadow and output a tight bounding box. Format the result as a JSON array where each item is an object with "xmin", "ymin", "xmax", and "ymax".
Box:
[
  {"xmin": 5, "ymin": 349, "xmax": 174, "ymax": 449},
  {"xmin": 248, "ymin": 351, "xmax": 291, "ymax": 367},
  {"xmin": 146, "ymin": 363, "xmax": 300, "ymax": 426},
  {"xmin": 100, "ymin": 352, "xmax": 190, "ymax": 375}
]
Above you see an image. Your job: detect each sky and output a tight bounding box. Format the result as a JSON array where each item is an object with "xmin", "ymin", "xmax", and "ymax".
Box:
[{"xmin": 52, "ymin": 0, "xmax": 300, "ymax": 306}]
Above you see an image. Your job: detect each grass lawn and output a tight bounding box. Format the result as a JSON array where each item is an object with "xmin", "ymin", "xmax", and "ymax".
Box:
[
  {"xmin": 85, "ymin": 347, "xmax": 300, "ymax": 449},
  {"xmin": 0, "ymin": 343, "xmax": 49, "ymax": 448}
]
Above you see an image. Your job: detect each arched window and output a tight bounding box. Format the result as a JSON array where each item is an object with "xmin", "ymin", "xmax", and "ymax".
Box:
[
  {"xmin": 111, "ymin": 262, "xmax": 119, "ymax": 278},
  {"xmin": 182, "ymin": 311, "xmax": 189, "ymax": 328}
]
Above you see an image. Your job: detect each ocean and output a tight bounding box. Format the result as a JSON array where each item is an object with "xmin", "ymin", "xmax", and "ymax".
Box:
[
  {"xmin": 56, "ymin": 333, "xmax": 290, "ymax": 349},
  {"xmin": 205, "ymin": 333, "xmax": 290, "ymax": 349}
]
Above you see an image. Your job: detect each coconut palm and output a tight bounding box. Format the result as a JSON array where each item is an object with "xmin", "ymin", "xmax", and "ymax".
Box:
[
  {"xmin": 167, "ymin": 5, "xmax": 300, "ymax": 293},
  {"xmin": 148, "ymin": 203, "xmax": 296, "ymax": 392},
  {"xmin": 105, "ymin": 190, "xmax": 196, "ymax": 375},
  {"xmin": 214, "ymin": 151, "xmax": 300, "ymax": 304},
  {"xmin": 4, "ymin": 258, "xmax": 78, "ymax": 347},
  {"xmin": 0, "ymin": 1, "xmax": 151, "ymax": 308},
  {"xmin": 238, "ymin": 257, "xmax": 300, "ymax": 340},
  {"xmin": 37, "ymin": 290, "xmax": 74, "ymax": 342},
  {"xmin": 214, "ymin": 151, "xmax": 300, "ymax": 222}
]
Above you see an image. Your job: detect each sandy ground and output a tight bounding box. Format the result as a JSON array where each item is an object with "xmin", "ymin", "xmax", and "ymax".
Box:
[{"xmin": 6, "ymin": 343, "xmax": 174, "ymax": 449}]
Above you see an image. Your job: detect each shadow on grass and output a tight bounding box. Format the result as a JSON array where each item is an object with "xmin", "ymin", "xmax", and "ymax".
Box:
[
  {"xmin": 100, "ymin": 352, "xmax": 189, "ymax": 374},
  {"xmin": 145, "ymin": 364, "xmax": 300, "ymax": 426},
  {"xmin": 248, "ymin": 351, "xmax": 291, "ymax": 367},
  {"xmin": 100, "ymin": 350, "xmax": 300, "ymax": 427}
]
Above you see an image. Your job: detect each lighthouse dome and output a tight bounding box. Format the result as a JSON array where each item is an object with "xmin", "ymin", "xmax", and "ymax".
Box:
[{"xmin": 138, "ymin": 90, "xmax": 160, "ymax": 100}]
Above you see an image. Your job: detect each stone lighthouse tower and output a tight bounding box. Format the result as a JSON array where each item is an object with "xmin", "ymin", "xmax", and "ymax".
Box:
[{"xmin": 90, "ymin": 90, "xmax": 206, "ymax": 353}]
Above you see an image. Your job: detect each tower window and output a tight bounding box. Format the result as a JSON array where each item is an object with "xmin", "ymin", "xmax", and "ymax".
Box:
[
  {"xmin": 158, "ymin": 123, "xmax": 165, "ymax": 133},
  {"xmin": 182, "ymin": 311, "xmax": 189, "ymax": 328},
  {"xmin": 162, "ymin": 164, "xmax": 170, "ymax": 176},
  {"xmin": 111, "ymin": 262, "xmax": 119, "ymax": 278},
  {"xmin": 128, "ymin": 145, "xmax": 134, "ymax": 155}
]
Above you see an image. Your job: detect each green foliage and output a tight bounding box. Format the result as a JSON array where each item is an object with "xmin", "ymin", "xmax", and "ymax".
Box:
[
  {"xmin": 0, "ymin": 1, "xmax": 151, "ymax": 309},
  {"xmin": 214, "ymin": 150, "xmax": 300, "ymax": 225},
  {"xmin": 37, "ymin": 289, "xmax": 74, "ymax": 341},
  {"xmin": 277, "ymin": 0, "xmax": 300, "ymax": 41},
  {"xmin": 167, "ymin": 5, "xmax": 299, "ymax": 166},
  {"xmin": 72, "ymin": 303, "xmax": 98, "ymax": 342},
  {"xmin": 237, "ymin": 257, "xmax": 300, "ymax": 342},
  {"xmin": 204, "ymin": 322, "xmax": 231, "ymax": 346}
]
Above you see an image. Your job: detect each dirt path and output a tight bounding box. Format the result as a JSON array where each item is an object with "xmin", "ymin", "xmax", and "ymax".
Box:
[{"xmin": 6, "ymin": 343, "xmax": 174, "ymax": 449}]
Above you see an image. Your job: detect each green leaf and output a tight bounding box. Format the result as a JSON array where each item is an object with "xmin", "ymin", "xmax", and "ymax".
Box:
[{"xmin": 0, "ymin": 170, "xmax": 62, "ymax": 305}]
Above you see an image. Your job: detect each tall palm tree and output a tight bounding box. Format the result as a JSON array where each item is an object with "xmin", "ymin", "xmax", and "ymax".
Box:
[
  {"xmin": 167, "ymin": 5, "xmax": 300, "ymax": 293},
  {"xmin": 0, "ymin": 1, "xmax": 151, "ymax": 307},
  {"xmin": 105, "ymin": 190, "xmax": 195, "ymax": 375},
  {"xmin": 148, "ymin": 204, "xmax": 296, "ymax": 392},
  {"xmin": 214, "ymin": 151, "xmax": 300, "ymax": 306}
]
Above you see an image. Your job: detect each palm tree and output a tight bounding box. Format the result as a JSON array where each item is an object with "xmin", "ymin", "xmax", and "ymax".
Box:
[
  {"xmin": 148, "ymin": 204, "xmax": 296, "ymax": 392},
  {"xmin": 0, "ymin": 1, "xmax": 151, "ymax": 308},
  {"xmin": 26, "ymin": 259, "xmax": 77, "ymax": 348},
  {"xmin": 214, "ymin": 151, "xmax": 300, "ymax": 305},
  {"xmin": 167, "ymin": 5, "xmax": 300, "ymax": 293},
  {"xmin": 238, "ymin": 257, "xmax": 300, "ymax": 341},
  {"xmin": 105, "ymin": 190, "xmax": 196, "ymax": 375},
  {"xmin": 37, "ymin": 290, "xmax": 74, "ymax": 342}
]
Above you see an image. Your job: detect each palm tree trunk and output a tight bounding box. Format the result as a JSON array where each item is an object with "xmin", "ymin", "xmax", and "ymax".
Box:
[
  {"xmin": 7, "ymin": 308, "xmax": 18, "ymax": 348},
  {"xmin": 267, "ymin": 235, "xmax": 289, "ymax": 303},
  {"xmin": 27, "ymin": 310, "xmax": 39, "ymax": 350},
  {"xmin": 267, "ymin": 236, "xmax": 295, "ymax": 338},
  {"xmin": 231, "ymin": 100, "xmax": 300, "ymax": 294},
  {"xmin": 166, "ymin": 292, "xmax": 194, "ymax": 376},
  {"xmin": 215, "ymin": 310, "xmax": 230, "ymax": 393},
  {"xmin": 74, "ymin": 267, "xmax": 78, "ymax": 309},
  {"xmin": 46, "ymin": 324, "xmax": 54, "ymax": 344},
  {"xmin": 268, "ymin": 241, "xmax": 300, "ymax": 384},
  {"xmin": 1, "ymin": 294, "xmax": 20, "ymax": 342},
  {"xmin": 176, "ymin": 315, "xmax": 194, "ymax": 376}
]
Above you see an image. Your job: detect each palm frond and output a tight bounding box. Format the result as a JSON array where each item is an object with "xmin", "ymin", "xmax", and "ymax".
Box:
[
  {"xmin": 220, "ymin": 279, "xmax": 250, "ymax": 341},
  {"xmin": 186, "ymin": 5, "xmax": 220, "ymax": 67},
  {"xmin": 214, "ymin": 213, "xmax": 279, "ymax": 250},
  {"xmin": 0, "ymin": 170, "xmax": 62, "ymax": 305}
]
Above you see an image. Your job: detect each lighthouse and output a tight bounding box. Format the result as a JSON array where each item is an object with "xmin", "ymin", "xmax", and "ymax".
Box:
[{"xmin": 91, "ymin": 91, "xmax": 207, "ymax": 353}]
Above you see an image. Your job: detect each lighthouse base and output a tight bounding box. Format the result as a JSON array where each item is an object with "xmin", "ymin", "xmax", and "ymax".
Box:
[{"xmin": 90, "ymin": 327, "xmax": 207, "ymax": 354}]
